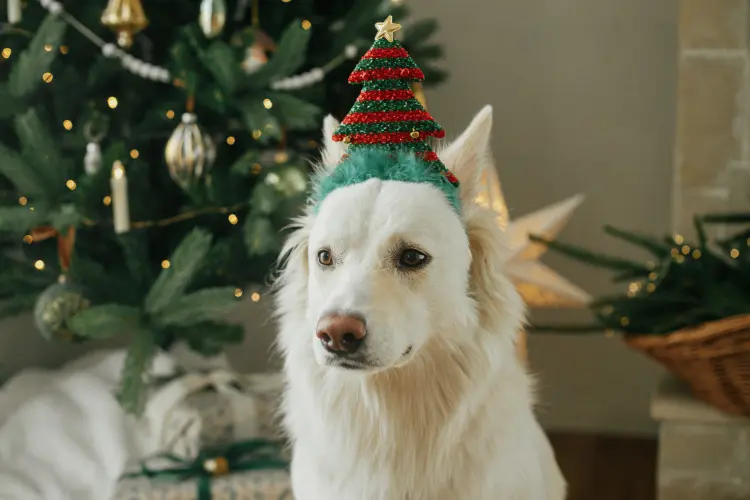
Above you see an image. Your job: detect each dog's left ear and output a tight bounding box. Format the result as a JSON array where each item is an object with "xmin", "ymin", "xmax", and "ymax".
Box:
[
  {"xmin": 439, "ymin": 105, "xmax": 494, "ymax": 205},
  {"xmin": 319, "ymin": 115, "xmax": 347, "ymax": 173}
]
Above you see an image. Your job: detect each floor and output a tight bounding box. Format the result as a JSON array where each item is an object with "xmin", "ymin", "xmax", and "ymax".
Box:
[{"xmin": 548, "ymin": 432, "xmax": 657, "ymax": 500}]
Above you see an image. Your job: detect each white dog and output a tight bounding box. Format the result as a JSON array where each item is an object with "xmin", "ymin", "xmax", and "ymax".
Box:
[{"xmin": 274, "ymin": 106, "xmax": 566, "ymax": 500}]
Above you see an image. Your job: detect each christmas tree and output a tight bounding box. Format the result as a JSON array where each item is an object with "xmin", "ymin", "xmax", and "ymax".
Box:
[{"xmin": 0, "ymin": 1, "xmax": 445, "ymax": 414}]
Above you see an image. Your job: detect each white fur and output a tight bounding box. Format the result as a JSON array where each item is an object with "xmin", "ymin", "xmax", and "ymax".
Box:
[{"xmin": 274, "ymin": 106, "xmax": 566, "ymax": 500}]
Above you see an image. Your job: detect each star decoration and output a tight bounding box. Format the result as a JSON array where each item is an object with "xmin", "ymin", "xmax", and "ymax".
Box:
[
  {"xmin": 374, "ymin": 15, "xmax": 401, "ymax": 42},
  {"xmin": 475, "ymin": 166, "xmax": 591, "ymax": 308}
]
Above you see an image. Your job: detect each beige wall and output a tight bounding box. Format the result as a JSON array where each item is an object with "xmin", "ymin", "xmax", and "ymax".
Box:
[
  {"xmin": 0, "ymin": 0, "xmax": 680, "ymax": 435},
  {"xmin": 407, "ymin": 0, "xmax": 679, "ymax": 435}
]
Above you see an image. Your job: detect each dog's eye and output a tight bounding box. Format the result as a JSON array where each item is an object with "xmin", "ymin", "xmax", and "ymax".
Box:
[
  {"xmin": 398, "ymin": 249, "xmax": 429, "ymax": 269},
  {"xmin": 317, "ymin": 249, "xmax": 333, "ymax": 267}
]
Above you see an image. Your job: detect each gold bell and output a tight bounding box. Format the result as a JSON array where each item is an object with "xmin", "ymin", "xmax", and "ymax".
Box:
[
  {"xmin": 101, "ymin": 0, "xmax": 149, "ymax": 49},
  {"xmin": 410, "ymin": 129, "xmax": 420, "ymax": 139}
]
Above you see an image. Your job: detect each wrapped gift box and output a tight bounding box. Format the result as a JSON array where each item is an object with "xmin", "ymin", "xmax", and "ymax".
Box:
[{"xmin": 115, "ymin": 469, "xmax": 292, "ymax": 500}]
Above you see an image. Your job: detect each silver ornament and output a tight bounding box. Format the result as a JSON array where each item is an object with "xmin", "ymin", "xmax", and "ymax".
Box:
[
  {"xmin": 164, "ymin": 113, "xmax": 217, "ymax": 190},
  {"xmin": 199, "ymin": 0, "xmax": 227, "ymax": 38},
  {"xmin": 34, "ymin": 280, "xmax": 90, "ymax": 342}
]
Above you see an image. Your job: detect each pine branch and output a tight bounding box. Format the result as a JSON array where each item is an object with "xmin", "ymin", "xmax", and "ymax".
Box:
[
  {"xmin": 117, "ymin": 326, "xmax": 156, "ymax": 416},
  {"xmin": 244, "ymin": 216, "xmax": 281, "ymax": 256},
  {"xmin": 529, "ymin": 234, "xmax": 649, "ymax": 272},
  {"xmin": 0, "ymin": 206, "xmax": 44, "ymax": 234},
  {"xmin": 154, "ymin": 287, "xmax": 239, "ymax": 327},
  {"xmin": 403, "ymin": 19, "xmax": 439, "ymax": 46},
  {"xmin": 237, "ymin": 100, "xmax": 281, "ymax": 142},
  {"xmin": 199, "ymin": 41, "xmax": 242, "ymax": 95},
  {"xmin": 145, "ymin": 229, "xmax": 213, "ymax": 315},
  {"xmin": 603, "ymin": 225, "xmax": 672, "ymax": 256},
  {"xmin": 243, "ymin": 20, "xmax": 312, "ymax": 89},
  {"xmin": 267, "ymin": 92, "xmax": 322, "ymax": 131},
  {"xmin": 0, "ymin": 141, "xmax": 48, "ymax": 199},
  {"xmin": 15, "ymin": 108, "xmax": 66, "ymax": 195},
  {"xmin": 9, "ymin": 15, "xmax": 67, "ymax": 98},
  {"xmin": 182, "ymin": 322, "xmax": 244, "ymax": 356},
  {"xmin": 67, "ymin": 304, "xmax": 142, "ymax": 339}
]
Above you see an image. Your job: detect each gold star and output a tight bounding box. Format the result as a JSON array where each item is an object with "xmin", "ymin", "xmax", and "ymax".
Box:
[{"xmin": 375, "ymin": 15, "xmax": 401, "ymax": 42}]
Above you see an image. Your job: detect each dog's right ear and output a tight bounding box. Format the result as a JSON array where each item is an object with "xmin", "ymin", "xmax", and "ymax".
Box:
[{"xmin": 319, "ymin": 115, "xmax": 347, "ymax": 173}]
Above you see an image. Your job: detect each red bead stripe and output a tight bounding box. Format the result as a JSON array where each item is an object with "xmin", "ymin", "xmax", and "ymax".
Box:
[
  {"xmin": 419, "ymin": 151, "xmax": 440, "ymax": 162},
  {"xmin": 349, "ymin": 68, "xmax": 425, "ymax": 83},
  {"xmin": 361, "ymin": 47, "xmax": 410, "ymax": 59},
  {"xmin": 357, "ymin": 89, "xmax": 415, "ymax": 101},
  {"xmin": 332, "ymin": 129, "xmax": 445, "ymax": 144},
  {"xmin": 341, "ymin": 110, "xmax": 435, "ymax": 125}
]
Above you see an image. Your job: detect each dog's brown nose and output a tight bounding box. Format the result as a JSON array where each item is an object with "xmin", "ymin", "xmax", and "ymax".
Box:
[{"xmin": 316, "ymin": 314, "xmax": 366, "ymax": 354}]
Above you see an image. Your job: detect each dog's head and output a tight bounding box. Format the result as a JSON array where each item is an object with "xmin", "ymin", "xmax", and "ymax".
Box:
[{"xmin": 276, "ymin": 105, "xmax": 521, "ymax": 373}]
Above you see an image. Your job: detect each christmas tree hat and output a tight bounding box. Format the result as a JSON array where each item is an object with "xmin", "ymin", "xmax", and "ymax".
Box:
[{"xmin": 314, "ymin": 15, "xmax": 460, "ymax": 213}]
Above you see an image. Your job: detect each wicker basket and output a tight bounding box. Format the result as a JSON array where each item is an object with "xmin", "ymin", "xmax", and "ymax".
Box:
[{"xmin": 623, "ymin": 314, "xmax": 750, "ymax": 416}]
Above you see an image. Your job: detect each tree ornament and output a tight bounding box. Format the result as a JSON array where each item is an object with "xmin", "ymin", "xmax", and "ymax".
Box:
[
  {"xmin": 101, "ymin": 0, "xmax": 149, "ymax": 49},
  {"xmin": 241, "ymin": 29, "xmax": 276, "ymax": 74},
  {"xmin": 165, "ymin": 113, "xmax": 217, "ymax": 191},
  {"xmin": 199, "ymin": 0, "xmax": 227, "ymax": 38},
  {"xmin": 83, "ymin": 116, "xmax": 107, "ymax": 175},
  {"xmin": 34, "ymin": 277, "xmax": 90, "ymax": 342}
]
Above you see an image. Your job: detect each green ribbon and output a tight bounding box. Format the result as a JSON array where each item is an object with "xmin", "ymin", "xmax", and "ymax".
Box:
[{"xmin": 122, "ymin": 438, "xmax": 291, "ymax": 500}]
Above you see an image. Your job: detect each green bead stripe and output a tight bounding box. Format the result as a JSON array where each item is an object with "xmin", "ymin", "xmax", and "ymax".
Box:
[
  {"xmin": 360, "ymin": 79, "xmax": 410, "ymax": 91},
  {"xmin": 373, "ymin": 38, "xmax": 402, "ymax": 49},
  {"xmin": 349, "ymin": 99, "xmax": 425, "ymax": 113},
  {"xmin": 336, "ymin": 120, "xmax": 443, "ymax": 135},
  {"xmin": 353, "ymin": 57, "xmax": 418, "ymax": 71},
  {"xmin": 348, "ymin": 142, "xmax": 431, "ymax": 154}
]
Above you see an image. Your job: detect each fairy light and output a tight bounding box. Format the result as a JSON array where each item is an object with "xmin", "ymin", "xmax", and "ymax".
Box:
[
  {"xmin": 251, "ymin": 163, "xmax": 262, "ymax": 175},
  {"xmin": 161, "ymin": 260, "xmax": 171, "ymax": 269},
  {"xmin": 34, "ymin": 260, "xmax": 45, "ymax": 271},
  {"xmin": 746, "ymin": 237, "xmax": 750, "ymax": 246},
  {"xmin": 675, "ymin": 255, "xmax": 685, "ymax": 264},
  {"xmin": 18, "ymin": 196, "xmax": 27, "ymax": 206},
  {"xmin": 130, "ymin": 149, "xmax": 139, "ymax": 159},
  {"xmin": 674, "ymin": 234, "xmax": 684, "ymax": 245},
  {"xmin": 29, "ymin": 206, "xmax": 35, "ymax": 211},
  {"xmin": 274, "ymin": 151, "xmax": 289, "ymax": 164},
  {"xmin": 66, "ymin": 179, "xmax": 77, "ymax": 191},
  {"xmin": 301, "ymin": 19, "xmax": 312, "ymax": 30},
  {"xmin": 282, "ymin": 0, "xmax": 292, "ymax": 3},
  {"xmin": 604, "ymin": 330, "xmax": 615, "ymax": 338},
  {"xmin": 263, "ymin": 98, "xmax": 273, "ymax": 109},
  {"xmin": 23, "ymin": 234, "xmax": 33, "ymax": 244},
  {"xmin": 234, "ymin": 288, "xmax": 243, "ymax": 298},
  {"xmin": 601, "ymin": 306, "xmax": 614, "ymax": 316},
  {"xmin": 670, "ymin": 248, "xmax": 679, "ymax": 257},
  {"xmin": 63, "ymin": 120, "xmax": 73, "ymax": 130},
  {"xmin": 646, "ymin": 283, "xmax": 656, "ymax": 293},
  {"xmin": 59, "ymin": 45, "xmax": 69, "ymax": 55},
  {"xmin": 692, "ymin": 249, "xmax": 702, "ymax": 259},
  {"xmin": 681, "ymin": 245, "xmax": 690, "ymax": 255},
  {"xmin": 166, "ymin": 109, "xmax": 175, "ymax": 119},
  {"xmin": 251, "ymin": 292, "xmax": 261, "ymax": 302},
  {"xmin": 107, "ymin": 96, "xmax": 119, "ymax": 109},
  {"xmin": 42, "ymin": 72, "xmax": 53, "ymax": 83},
  {"xmin": 648, "ymin": 272, "xmax": 658, "ymax": 281},
  {"xmin": 252, "ymin": 129, "xmax": 263, "ymax": 140},
  {"xmin": 226, "ymin": 136, "xmax": 236, "ymax": 145},
  {"xmin": 266, "ymin": 172, "xmax": 280, "ymax": 185},
  {"xmin": 228, "ymin": 214, "xmax": 239, "ymax": 225},
  {"xmin": 731, "ymin": 248, "xmax": 740, "ymax": 259},
  {"xmin": 628, "ymin": 282, "xmax": 640, "ymax": 293},
  {"xmin": 1, "ymin": 48, "xmax": 11, "ymax": 58},
  {"xmin": 103, "ymin": 195, "xmax": 112, "ymax": 206},
  {"xmin": 620, "ymin": 317, "xmax": 630, "ymax": 327},
  {"xmin": 44, "ymin": 44, "xmax": 53, "ymax": 52}
]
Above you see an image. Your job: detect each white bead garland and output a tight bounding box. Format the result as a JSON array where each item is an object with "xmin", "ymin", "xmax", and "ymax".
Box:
[{"xmin": 36, "ymin": 0, "xmax": 359, "ymax": 89}]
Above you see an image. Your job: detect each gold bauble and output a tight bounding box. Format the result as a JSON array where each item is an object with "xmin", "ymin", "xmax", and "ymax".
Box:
[
  {"xmin": 164, "ymin": 113, "xmax": 217, "ymax": 191},
  {"xmin": 101, "ymin": 0, "xmax": 149, "ymax": 49}
]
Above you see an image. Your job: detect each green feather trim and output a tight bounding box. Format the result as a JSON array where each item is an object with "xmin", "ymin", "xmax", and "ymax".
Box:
[{"xmin": 312, "ymin": 149, "xmax": 460, "ymax": 214}]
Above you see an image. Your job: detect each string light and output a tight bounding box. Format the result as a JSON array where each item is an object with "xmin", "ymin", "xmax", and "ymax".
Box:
[
  {"xmin": 251, "ymin": 163, "xmax": 262, "ymax": 175},
  {"xmin": 301, "ymin": 20, "xmax": 312, "ymax": 30},
  {"xmin": 107, "ymin": 96, "xmax": 118, "ymax": 109},
  {"xmin": 646, "ymin": 283, "xmax": 656, "ymax": 292},
  {"xmin": 62, "ymin": 120, "xmax": 73, "ymax": 130},
  {"xmin": 601, "ymin": 306, "xmax": 614, "ymax": 316},
  {"xmin": 251, "ymin": 292, "xmax": 261, "ymax": 302},
  {"xmin": 620, "ymin": 317, "xmax": 630, "ymax": 327},
  {"xmin": 23, "ymin": 235, "xmax": 33, "ymax": 244},
  {"xmin": 166, "ymin": 110, "xmax": 175, "ymax": 119},
  {"xmin": 18, "ymin": 196, "xmax": 27, "ymax": 206},
  {"xmin": 646, "ymin": 260, "xmax": 656, "ymax": 269},
  {"xmin": 130, "ymin": 149, "xmax": 139, "ymax": 159},
  {"xmin": 234, "ymin": 288, "xmax": 243, "ymax": 298},
  {"xmin": 673, "ymin": 234, "xmax": 684, "ymax": 244},
  {"xmin": 263, "ymin": 98, "xmax": 273, "ymax": 109},
  {"xmin": 746, "ymin": 237, "xmax": 750, "ymax": 246},
  {"xmin": 59, "ymin": 45, "xmax": 69, "ymax": 55},
  {"xmin": 648, "ymin": 272, "xmax": 658, "ymax": 281},
  {"xmin": 692, "ymin": 249, "xmax": 702, "ymax": 259},
  {"xmin": 161, "ymin": 260, "xmax": 171, "ymax": 269},
  {"xmin": 628, "ymin": 282, "xmax": 640, "ymax": 293},
  {"xmin": 681, "ymin": 245, "xmax": 690, "ymax": 255},
  {"xmin": 34, "ymin": 260, "xmax": 45, "ymax": 271},
  {"xmin": 604, "ymin": 329, "xmax": 615, "ymax": 338},
  {"xmin": 675, "ymin": 255, "xmax": 685, "ymax": 264},
  {"xmin": 252, "ymin": 129, "xmax": 262, "ymax": 140},
  {"xmin": 44, "ymin": 44, "xmax": 53, "ymax": 52},
  {"xmin": 228, "ymin": 214, "xmax": 239, "ymax": 225},
  {"xmin": 42, "ymin": 72, "xmax": 54, "ymax": 83},
  {"xmin": 66, "ymin": 180, "xmax": 77, "ymax": 191},
  {"xmin": 731, "ymin": 248, "xmax": 740, "ymax": 259},
  {"xmin": 103, "ymin": 195, "xmax": 112, "ymax": 206},
  {"xmin": 282, "ymin": 0, "xmax": 292, "ymax": 3},
  {"xmin": 226, "ymin": 136, "xmax": 236, "ymax": 145},
  {"xmin": 1, "ymin": 48, "xmax": 11, "ymax": 58},
  {"xmin": 274, "ymin": 151, "xmax": 289, "ymax": 163},
  {"xmin": 670, "ymin": 248, "xmax": 679, "ymax": 257}
]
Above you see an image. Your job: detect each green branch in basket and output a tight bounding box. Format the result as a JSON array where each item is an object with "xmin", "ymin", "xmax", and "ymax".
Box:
[{"xmin": 530, "ymin": 215, "xmax": 750, "ymax": 336}]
